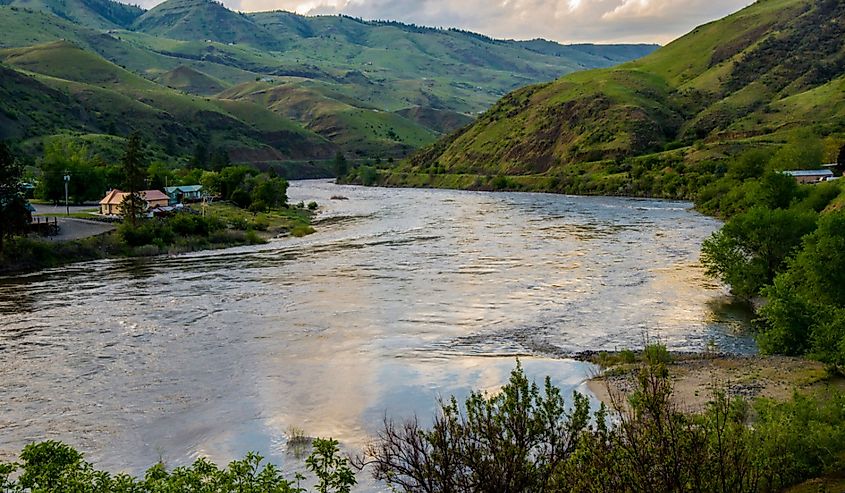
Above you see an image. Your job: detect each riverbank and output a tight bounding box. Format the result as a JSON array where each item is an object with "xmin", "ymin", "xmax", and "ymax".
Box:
[
  {"xmin": 584, "ymin": 351, "xmax": 845, "ymax": 411},
  {"xmin": 0, "ymin": 203, "xmax": 315, "ymax": 276},
  {"xmin": 339, "ymin": 166, "xmax": 699, "ymax": 201}
]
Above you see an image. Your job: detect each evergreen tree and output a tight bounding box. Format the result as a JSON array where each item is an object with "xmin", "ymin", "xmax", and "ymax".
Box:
[
  {"xmin": 191, "ymin": 143, "xmax": 208, "ymax": 169},
  {"xmin": 333, "ymin": 151, "xmax": 348, "ymax": 179},
  {"xmin": 0, "ymin": 142, "xmax": 29, "ymax": 252},
  {"xmin": 120, "ymin": 132, "xmax": 147, "ymax": 228}
]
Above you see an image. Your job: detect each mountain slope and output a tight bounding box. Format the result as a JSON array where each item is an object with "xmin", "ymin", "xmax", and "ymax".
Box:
[
  {"xmin": 157, "ymin": 65, "xmax": 228, "ymax": 94},
  {"xmin": 0, "ymin": 0, "xmax": 659, "ymax": 160},
  {"xmin": 404, "ymin": 0, "xmax": 845, "ymax": 175},
  {"xmin": 132, "ymin": 0, "xmax": 283, "ymax": 49},
  {"xmin": 0, "ymin": 41, "xmax": 335, "ymax": 160},
  {"xmin": 1, "ymin": 0, "xmax": 142, "ymax": 29}
]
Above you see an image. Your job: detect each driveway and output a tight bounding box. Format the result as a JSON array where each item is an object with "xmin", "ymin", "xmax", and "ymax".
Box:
[{"xmin": 32, "ymin": 218, "xmax": 115, "ymax": 242}]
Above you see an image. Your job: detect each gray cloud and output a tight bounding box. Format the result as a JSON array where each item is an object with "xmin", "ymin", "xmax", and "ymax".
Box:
[{"xmin": 141, "ymin": 0, "xmax": 755, "ymax": 44}]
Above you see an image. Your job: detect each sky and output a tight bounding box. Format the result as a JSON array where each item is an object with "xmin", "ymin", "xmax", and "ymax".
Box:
[{"xmin": 143, "ymin": 0, "xmax": 756, "ymax": 44}]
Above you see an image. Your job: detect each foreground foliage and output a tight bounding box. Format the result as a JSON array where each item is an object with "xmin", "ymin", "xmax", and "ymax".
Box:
[
  {"xmin": 0, "ymin": 438, "xmax": 355, "ymax": 493},
  {"xmin": 360, "ymin": 359, "xmax": 845, "ymax": 493}
]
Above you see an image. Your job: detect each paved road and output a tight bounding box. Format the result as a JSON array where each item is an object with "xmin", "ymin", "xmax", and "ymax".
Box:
[
  {"xmin": 31, "ymin": 205, "xmax": 116, "ymax": 241},
  {"xmin": 51, "ymin": 218, "xmax": 115, "ymax": 241}
]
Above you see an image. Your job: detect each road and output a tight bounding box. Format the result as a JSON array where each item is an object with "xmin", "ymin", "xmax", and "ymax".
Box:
[{"xmin": 32, "ymin": 204, "xmax": 116, "ymax": 241}]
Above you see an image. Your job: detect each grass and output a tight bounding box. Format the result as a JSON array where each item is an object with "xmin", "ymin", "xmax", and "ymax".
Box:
[
  {"xmin": 0, "ymin": 204, "xmax": 312, "ymax": 275},
  {"xmin": 203, "ymin": 202, "xmax": 314, "ymax": 237}
]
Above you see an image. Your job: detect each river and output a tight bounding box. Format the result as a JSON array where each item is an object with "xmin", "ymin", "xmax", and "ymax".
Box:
[{"xmin": 0, "ymin": 180, "xmax": 755, "ymax": 483}]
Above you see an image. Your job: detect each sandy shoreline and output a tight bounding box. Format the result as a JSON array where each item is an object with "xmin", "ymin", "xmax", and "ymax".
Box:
[{"xmin": 586, "ymin": 354, "xmax": 844, "ymax": 410}]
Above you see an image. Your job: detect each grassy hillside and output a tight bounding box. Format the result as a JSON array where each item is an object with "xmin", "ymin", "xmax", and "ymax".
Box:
[
  {"xmin": 1, "ymin": 0, "xmax": 142, "ymax": 29},
  {"xmin": 132, "ymin": 0, "xmax": 283, "ymax": 49},
  {"xmin": 157, "ymin": 65, "xmax": 228, "ymax": 94},
  {"xmin": 0, "ymin": 0, "xmax": 658, "ymax": 161},
  {"xmin": 0, "ymin": 41, "xmax": 335, "ymax": 162},
  {"xmin": 400, "ymin": 0, "xmax": 845, "ymax": 184}
]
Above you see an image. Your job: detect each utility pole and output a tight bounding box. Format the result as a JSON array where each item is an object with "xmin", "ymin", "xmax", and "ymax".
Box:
[{"xmin": 63, "ymin": 171, "xmax": 70, "ymax": 216}]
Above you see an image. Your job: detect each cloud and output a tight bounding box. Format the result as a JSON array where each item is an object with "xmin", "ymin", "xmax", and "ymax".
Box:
[{"xmin": 216, "ymin": 0, "xmax": 753, "ymax": 44}]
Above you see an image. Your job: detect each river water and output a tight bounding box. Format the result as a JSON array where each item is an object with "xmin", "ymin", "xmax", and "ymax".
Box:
[{"xmin": 0, "ymin": 180, "xmax": 754, "ymax": 481}]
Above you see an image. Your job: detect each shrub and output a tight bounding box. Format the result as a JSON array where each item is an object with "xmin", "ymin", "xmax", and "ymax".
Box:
[
  {"xmin": 362, "ymin": 361, "xmax": 845, "ymax": 493},
  {"xmin": 360, "ymin": 361, "xmax": 592, "ymax": 492},
  {"xmin": 229, "ymin": 217, "xmax": 249, "ymax": 231},
  {"xmin": 249, "ymin": 200, "xmax": 268, "ymax": 214},
  {"xmin": 231, "ymin": 189, "xmax": 252, "ymax": 209},
  {"xmin": 290, "ymin": 224, "xmax": 315, "ymax": 237},
  {"xmin": 307, "ymin": 201, "xmax": 318, "ymax": 210}
]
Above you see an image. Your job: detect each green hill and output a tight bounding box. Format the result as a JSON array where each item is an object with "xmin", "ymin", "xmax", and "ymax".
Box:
[
  {"xmin": 0, "ymin": 0, "xmax": 142, "ymax": 29},
  {"xmin": 0, "ymin": 41, "xmax": 335, "ymax": 162},
  {"xmin": 394, "ymin": 107, "xmax": 474, "ymax": 134},
  {"xmin": 0, "ymin": 0, "xmax": 658, "ymax": 161},
  {"xmin": 401, "ymin": 0, "xmax": 845, "ymax": 180},
  {"xmin": 157, "ymin": 65, "xmax": 228, "ymax": 95},
  {"xmin": 131, "ymin": 0, "xmax": 283, "ymax": 49}
]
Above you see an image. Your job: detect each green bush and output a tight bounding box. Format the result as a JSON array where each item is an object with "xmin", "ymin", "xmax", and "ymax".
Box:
[
  {"xmin": 0, "ymin": 435, "xmax": 357, "ymax": 492},
  {"xmin": 363, "ymin": 362, "xmax": 845, "ymax": 493},
  {"xmin": 307, "ymin": 201, "xmax": 318, "ymax": 211},
  {"xmin": 231, "ymin": 189, "xmax": 252, "ymax": 209}
]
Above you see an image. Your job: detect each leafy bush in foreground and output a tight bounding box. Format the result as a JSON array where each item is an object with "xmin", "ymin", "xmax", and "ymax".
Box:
[
  {"xmin": 0, "ymin": 438, "xmax": 356, "ymax": 493},
  {"xmin": 359, "ymin": 358, "xmax": 845, "ymax": 493}
]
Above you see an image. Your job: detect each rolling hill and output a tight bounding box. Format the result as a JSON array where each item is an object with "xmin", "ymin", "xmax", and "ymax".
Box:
[
  {"xmin": 0, "ymin": 41, "xmax": 335, "ymax": 161},
  {"xmin": 0, "ymin": 0, "xmax": 658, "ymax": 166},
  {"xmin": 401, "ymin": 0, "xmax": 845, "ymax": 178},
  {"xmin": 0, "ymin": 0, "xmax": 142, "ymax": 29}
]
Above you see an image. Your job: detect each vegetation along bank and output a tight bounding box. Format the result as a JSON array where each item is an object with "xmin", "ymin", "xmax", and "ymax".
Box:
[{"xmin": 0, "ymin": 136, "xmax": 317, "ymax": 275}]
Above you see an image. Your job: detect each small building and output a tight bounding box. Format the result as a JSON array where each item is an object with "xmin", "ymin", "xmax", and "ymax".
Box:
[
  {"xmin": 99, "ymin": 189, "xmax": 171, "ymax": 216},
  {"xmin": 782, "ymin": 169, "xmax": 835, "ymax": 184},
  {"xmin": 821, "ymin": 162, "xmax": 844, "ymax": 176},
  {"xmin": 164, "ymin": 185, "xmax": 203, "ymax": 205}
]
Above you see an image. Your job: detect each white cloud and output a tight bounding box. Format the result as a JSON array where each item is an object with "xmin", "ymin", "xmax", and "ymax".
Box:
[{"xmin": 146, "ymin": 0, "xmax": 756, "ymax": 44}]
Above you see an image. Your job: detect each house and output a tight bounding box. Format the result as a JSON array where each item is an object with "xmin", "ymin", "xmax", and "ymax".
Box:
[
  {"xmin": 782, "ymin": 169, "xmax": 835, "ymax": 184},
  {"xmin": 99, "ymin": 189, "xmax": 170, "ymax": 215},
  {"xmin": 821, "ymin": 162, "xmax": 844, "ymax": 176},
  {"xmin": 164, "ymin": 185, "xmax": 203, "ymax": 205}
]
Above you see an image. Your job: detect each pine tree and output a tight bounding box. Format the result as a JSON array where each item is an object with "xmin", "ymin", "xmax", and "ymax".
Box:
[
  {"xmin": 120, "ymin": 132, "xmax": 146, "ymax": 228},
  {"xmin": 0, "ymin": 142, "xmax": 29, "ymax": 252}
]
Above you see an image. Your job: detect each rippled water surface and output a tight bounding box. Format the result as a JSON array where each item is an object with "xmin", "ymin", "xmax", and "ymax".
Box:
[{"xmin": 0, "ymin": 181, "xmax": 754, "ymax": 480}]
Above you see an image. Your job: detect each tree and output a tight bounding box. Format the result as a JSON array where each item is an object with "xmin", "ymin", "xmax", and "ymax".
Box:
[
  {"xmin": 306, "ymin": 438, "xmax": 356, "ymax": 493},
  {"xmin": 219, "ymin": 166, "xmax": 256, "ymax": 201},
  {"xmin": 769, "ymin": 130, "xmax": 824, "ymax": 171},
  {"xmin": 191, "ymin": 143, "xmax": 208, "ymax": 169},
  {"xmin": 200, "ymin": 170, "xmax": 221, "ymax": 197},
  {"xmin": 701, "ymin": 206, "xmax": 818, "ymax": 299},
  {"xmin": 726, "ymin": 148, "xmax": 770, "ymax": 181},
  {"xmin": 251, "ymin": 176, "xmax": 288, "ymax": 209},
  {"xmin": 333, "ymin": 151, "xmax": 348, "ymax": 179},
  {"xmin": 120, "ymin": 132, "xmax": 147, "ymax": 228},
  {"xmin": 210, "ymin": 147, "xmax": 231, "ymax": 172},
  {"xmin": 0, "ymin": 142, "xmax": 29, "ymax": 252},
  {"xmin": 838, "ymin": 144, "xmax": 845, "ymax": 167},
  {"xmin": 36, "ymin": 139, "xmax": 105, "ymax": 204}
]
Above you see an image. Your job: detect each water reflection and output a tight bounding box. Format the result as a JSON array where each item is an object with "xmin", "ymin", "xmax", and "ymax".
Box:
[{"xmin": 0, "ymin": 181, "xmax": 755, "ymax": 483}]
